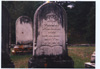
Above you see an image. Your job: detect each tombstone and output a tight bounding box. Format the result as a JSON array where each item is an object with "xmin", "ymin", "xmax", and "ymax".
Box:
[
  {"xmin": 85, "ymin": 51, "xmax": 95, "ymax": 68},
  {"xmin": 91, "ymin": 51, "xmax": 95, "ymax": 63},
  {"xmin": 2, "ymin": 5, "xmax": 15, "ymax": 68},
  {"xmin": 16, "ymin": 16, "xmax": 33, "ymax": 44},
  {"xmin": 28, "ymin": 2, "xmax": 74, "ymax": 68},
  {"xmin": 12, "ymin": 16, "xmax": 33, "ymax": 54}
]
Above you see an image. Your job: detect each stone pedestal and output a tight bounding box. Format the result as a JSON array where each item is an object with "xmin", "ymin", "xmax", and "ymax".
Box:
[
  {"xmin": 28, "ymin": 55, "xmax": 74, "ymax": 68},
  {"xmin": 85, "ymin": 62, "xmax": 95, "ymax": 68}
]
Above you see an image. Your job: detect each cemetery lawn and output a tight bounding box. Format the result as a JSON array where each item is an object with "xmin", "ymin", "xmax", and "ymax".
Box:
[
  {"xmin": 10, "ymin": 54, "xmax": 32, "ymax": 68},
  {"xmin": 10, "ymin": 46, "xmax": 95, "ymax": 68},
  {"xmin": 68, "ymin": 46, "xmax": 95, "ymax": 68}
]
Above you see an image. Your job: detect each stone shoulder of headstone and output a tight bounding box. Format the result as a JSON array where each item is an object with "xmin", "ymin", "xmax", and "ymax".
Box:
[{"xmin": 91, "ymin": 51, "xmax": 95, "ymax": 63}]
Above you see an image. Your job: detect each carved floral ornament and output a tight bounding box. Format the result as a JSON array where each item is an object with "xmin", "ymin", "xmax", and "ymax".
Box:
[{"xmin": 45, "ymin": 12, "xmax": 58, "ymax": 22}]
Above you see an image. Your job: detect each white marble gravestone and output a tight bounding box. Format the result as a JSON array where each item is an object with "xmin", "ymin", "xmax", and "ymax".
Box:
[
  {"xmin": 16, "ymin": 16, "xmax": 33, "ymax": 44},
  {"xmin": 33, "ymin": 2, "xmax": 67, "ymax": 56},
  {"xmin": 28, "ymin": 2, "xmax": 74, "ymax": 68}
]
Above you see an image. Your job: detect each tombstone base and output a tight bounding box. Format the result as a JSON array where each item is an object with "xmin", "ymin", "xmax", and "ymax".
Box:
[
  {"xmin": 28, "ymin": 55, "xmax": 74, "ymax": 68},
  {"xmin": 2, "ymin": 51, "xmax": 15, "ymax": 68},
  {"xmin": 85, "ymin": 62, "xmax": 95, "ymax": 68}
]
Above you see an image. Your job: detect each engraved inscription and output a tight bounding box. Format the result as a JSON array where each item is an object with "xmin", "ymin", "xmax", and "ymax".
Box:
[
  {"xmin": 41, "ymin": 12, "xmax": 62, "ymax": 47},
  {"xmin": 36, "ymin": 12, "xmax": 63, "ymax": 55}
]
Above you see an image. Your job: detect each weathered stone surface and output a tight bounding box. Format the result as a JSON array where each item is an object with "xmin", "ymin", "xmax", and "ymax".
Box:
[
  {"xmin": 16, "ymin": 16, "xmax": 33, "ymax": 44},
  {"xmin": 33, "ymin": 2, "xmax": 67, "ymax": 56},
  {"xmin": 2, "ymin": 5, "xmax": 14, "ymax": 68},
  {"xmin": 28, "ymin": 2, "xmax": 74, "ymax": 68}
]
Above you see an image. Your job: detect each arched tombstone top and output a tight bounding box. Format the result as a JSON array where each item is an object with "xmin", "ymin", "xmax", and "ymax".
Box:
[
  {"xmin": 34, "ymin": 2, "xmax": 67, "ymax": 25},
  {"xmin": 16, "ymin": 16, "xmax": 33, "ymax": 45},
  {"xmin": 16, "ymin": 16, "xmax": 32, "ymax": 25},
  {"xmin": 33, "ymin": 2, "xmax": 67, "ymax": 56}
]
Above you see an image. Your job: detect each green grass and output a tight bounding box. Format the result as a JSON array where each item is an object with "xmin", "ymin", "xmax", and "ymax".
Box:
[
  {"xmin": 68, "ymin": 46, "xmax": 95, "ymax": 68},
  {"xmin": 10, "ymin": 54, "xmax": 32, "ymax": 68},
  {"xmin": 10, "ymin": 46, "xmax": 95, "ymax": 68}
]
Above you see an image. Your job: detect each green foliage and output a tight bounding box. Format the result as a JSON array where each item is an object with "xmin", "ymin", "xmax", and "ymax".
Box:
[
  {"xmin": 85, "ymin": 5, "xmax": 95, "ymax": 43},
  {"xmin": 65, "ymin": 2, "xmax": 95, "ymax": 44}
]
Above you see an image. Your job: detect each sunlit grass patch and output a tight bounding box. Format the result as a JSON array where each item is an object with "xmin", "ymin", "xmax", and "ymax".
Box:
[
  {"xmin": 68, "ymin": 46, "xmax": 95, "ymax": 68},
  {"xmin": 11, "ymin": 54, "xmax": 32, "ymax": 68}
]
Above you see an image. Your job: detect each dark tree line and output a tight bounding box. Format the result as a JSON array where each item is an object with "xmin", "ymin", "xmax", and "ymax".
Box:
[{"xmin": 2, "ymin": 1, "xmax": 95, "ymax": 44}]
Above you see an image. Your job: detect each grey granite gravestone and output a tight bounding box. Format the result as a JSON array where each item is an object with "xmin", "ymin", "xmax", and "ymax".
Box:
[
  {"xmin": 28, "ymin": 2, "xmax": 74, "ymax": 68},
  {"xmin": 2, "ymin": 5, "xmax": 15, "ymax": 68},
  {"xmin": 12, "ymin": 16, "xmax": 33, "ymax": 54}
]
